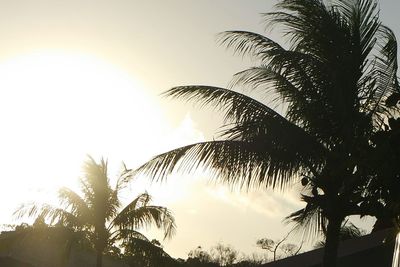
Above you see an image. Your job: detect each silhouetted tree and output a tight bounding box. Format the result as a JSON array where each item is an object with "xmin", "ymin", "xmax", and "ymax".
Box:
[
  {"xmin": 135, "ymin": 1, "xmax": 399, "ymax": 266},
  {"xmin": 362, "ymin": 117, "xmax": 400, "ymax": 231},
  {"xmin": 124, "ymin": 238, "xmax": 178, "ymax": 267},
  {"xmin": 210, "ymin": 243, "xmax": 238, "ymax": 266},
  {"xmin": 15, "ymin": 156, "xmax": 176, "ymax": 267},
  {"xmin": 186, "ymin": 244, "xmax": 239, "ymax": 267},
  {"xmin": 187, "ymin": 246, "xmax": 214, "ymax": 264},
  {"xmin": 256, "ymin": 231, "xmax": 301, "ymax": 261},
  {"xmin": 235, "ymin": 252, "xmax": 267, "ymax": 266}
]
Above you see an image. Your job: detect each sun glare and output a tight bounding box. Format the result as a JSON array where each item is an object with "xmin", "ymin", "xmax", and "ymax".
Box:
[{"xmin": 0, "ymin": 51, "xmax": 169, "ymax": 219}]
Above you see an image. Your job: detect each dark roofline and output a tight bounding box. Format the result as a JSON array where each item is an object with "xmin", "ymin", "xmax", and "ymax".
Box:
[{"xmin": 262, "ymin": 228, "xmax": 396, "ymax": 267}]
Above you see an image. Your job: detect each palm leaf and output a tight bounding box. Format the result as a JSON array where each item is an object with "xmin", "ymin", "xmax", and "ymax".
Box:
[
  {"xmin": 218, "ymin": 30, "xmax": 285, "ymax": 62},
  {"xmin": 120, "ymin": 206, "xmax": 176, "ymax": 240},
  {"xmin": 111, "ymin": 193, "xmax": 176, "ymax": 240},
  {"xmin": 136, "ymin": 137, "xmax": 324, "ymax": 190},
  {"xmin": 14, "ymin": 203, "xmax": 81, "ymax": 228},
  {"xmin": 163, "ymin": 85, "xmax": 286, "ymax": 124},
  {"xmin": 58, "ymin": 187, "xmax": 91, "ymax": 219},
  {"xmin": 115, "ymin": 162, "xmax": 135, "ymax": 192},
  {"xmin": 285, "ymin": 194, "xmax": 327, "ymax": 241},
  {"xmin": 108, "ymin": 228, "xmax": 149, "ymax": 246}
]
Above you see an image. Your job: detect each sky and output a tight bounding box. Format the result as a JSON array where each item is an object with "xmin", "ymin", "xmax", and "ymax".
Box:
[{"xmin": 0, "ymin": 0, "xmax": 399, "ymax": 260}]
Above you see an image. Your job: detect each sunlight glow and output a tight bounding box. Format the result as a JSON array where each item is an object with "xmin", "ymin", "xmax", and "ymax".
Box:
[{"xmin": 0, "ymin": 51, "xmax": 170, "ymax": 221}]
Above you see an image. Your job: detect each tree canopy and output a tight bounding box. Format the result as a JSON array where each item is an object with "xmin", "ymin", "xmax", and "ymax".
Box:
[
  {"xmin": 15, "ymin": 156, "xmax": 176, "ymax": 267},
  {"xmin": 135, "ymin": 1, "xmax": 400, "ymax": 266}
]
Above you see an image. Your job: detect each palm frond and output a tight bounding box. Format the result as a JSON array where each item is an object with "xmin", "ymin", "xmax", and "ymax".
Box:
[
  {"xmin": 218, "ymin": 117, "xmax": 326, "ymax": 165},
  {"xmin": 336, "ymin": 0, "xmax": 380, "ymax": 58},
  {"xmin": 108, "ymin": 192, "xmax": 151, "ymax": 230},
  {"xmin": 139, "ymin": 83, "xmax": 328, "ymax": 189},
  {"xmin": 136, "ymin": 137, "xmax": 324, "ymax": 190},
  {"xmin": 81, "ymin": 156, "xmax": 110, "ymax": 195},
  {"xmin": 109, "ymin": 228, "xmax": 149, "ymax": 246},
  {"xmin": 107, "ymin": 188, "xmax": 121, "ymax": 221},
  {"xmin": 80, "ymin": 156, "xmax": 116, "ymax": 227},
  {"xmin": 115, "ymin": 162, "xmax": 135, "ymax": 192},
  {"xmin": 266, "ymin": 0, "xmax": 342, "ymax": 52},
  {"xmin": 230, "ymin": 65, "xmax": 335, "ymax": 140},
  {"xmin": 285, "ymin": 194, "xmax": 327, "ymax": 241},
  {"xmin": 163, "ymin": 85, "xmax": 287, "ymax": 125},
  {"xmin": 107, "ymin": 163, "xmax": 135, "ymax": 218},
  {"xmin": 58, "ymin": 187, "xmax": 90, "ymax": 219},
  {"xmin": 218, "ymin": 30, "xmax": 285, "ymax": 62},
  {"xmin": 112, "ymin": 199, "xmax": 176, "ymax": 240},
  {"xmin": 373, "ymin": 26, "xmax": 399, "ymax": 106},
  {"xmin": 14, "ymin": 203, "xmax": 81, "ymax": 228}
]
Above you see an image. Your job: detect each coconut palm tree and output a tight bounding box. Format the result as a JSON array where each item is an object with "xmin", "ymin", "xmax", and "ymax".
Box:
[
  {"xmin": 135, "ymin": 1, "xmax": 399, "ymax": 266},
  {"xmin": 15, "ymin": 157, "xmax": 176, "ymax": 267}
]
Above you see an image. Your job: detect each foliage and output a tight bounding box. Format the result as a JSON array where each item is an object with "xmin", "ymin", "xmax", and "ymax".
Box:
[
  {"xmin": 256, "ymin": 231, "xmax": 301, "ymax": 261},
  {"xmin": 185, "ymin": 257, "xmax": 219, "ymax": 267},
  {"xmin": 14, "ymin": 156, "xmax": 176, "ymax": 267},
  {"xmin": 187, "ymin": 246, "xmax": 214, "ymax": 264},
  {"xmin": 124, "ymin": 238, "xmax": 178, "ymax": 267},
  {"xmin": 186, "ymin": 244, "xmax": 240, "ymax": 267},
  {"xmin": 210, "ymin": 243, "xmax": 238, "ymax": 266},
  {"xmin": 134, "ymin": 0, "xmax": 399, "ymax": 266},
  {"xmin": 314, "ymin": 221, "xmax": 365, "ymax": 248},
  {"xmin": 361, "ymin": 117, "xmax": 400, "ymax": 230}
]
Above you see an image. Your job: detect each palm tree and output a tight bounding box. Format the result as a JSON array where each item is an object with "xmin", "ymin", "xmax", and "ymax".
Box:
[
  {"xmin": 135, "ymin": 1, "xmax": 399, "ymax": 266},
  {"xmin": 15, "ymin": 157, "xmax": 176, "ymax": 267}
]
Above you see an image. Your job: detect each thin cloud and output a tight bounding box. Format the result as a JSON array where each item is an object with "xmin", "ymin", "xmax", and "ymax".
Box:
[{"xmin": 206, "ymin": 185, "xmax": 303, "ymax": 219}]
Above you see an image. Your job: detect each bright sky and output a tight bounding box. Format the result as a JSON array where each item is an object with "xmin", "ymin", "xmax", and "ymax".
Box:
[{"xmin": 0, "ymin": 0, "xmax": 399, "ymax": 260}]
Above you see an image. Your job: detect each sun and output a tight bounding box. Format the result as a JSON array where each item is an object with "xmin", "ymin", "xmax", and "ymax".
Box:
[{"xmin": 0, "ymin": 51, "xmax": 169, "ymax": 217}]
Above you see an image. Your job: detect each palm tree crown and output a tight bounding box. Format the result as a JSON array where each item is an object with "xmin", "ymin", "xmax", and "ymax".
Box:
[
  {"xmin": 135, "ymin": 0, "xmax": 399, "ymax": 266},
  {"xmin": 15, "ymin": 156, "xmax": 176, "ymax": 267}
]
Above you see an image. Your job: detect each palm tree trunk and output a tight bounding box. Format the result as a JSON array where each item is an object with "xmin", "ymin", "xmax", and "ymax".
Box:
[
  {"xmin": 96, "ymin": 249, "xmax": 103, "ymax": 267},
  {"xmin": 61, "ymin": 239, "xmax": 73, "ymax": 267},
  {"xmin": 323, "ymin": 216, "xmax": 343, "ymax": 267},
  {"xmin": 94, "ymin": 224, "xmax": 106, "ymax": 267}
]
